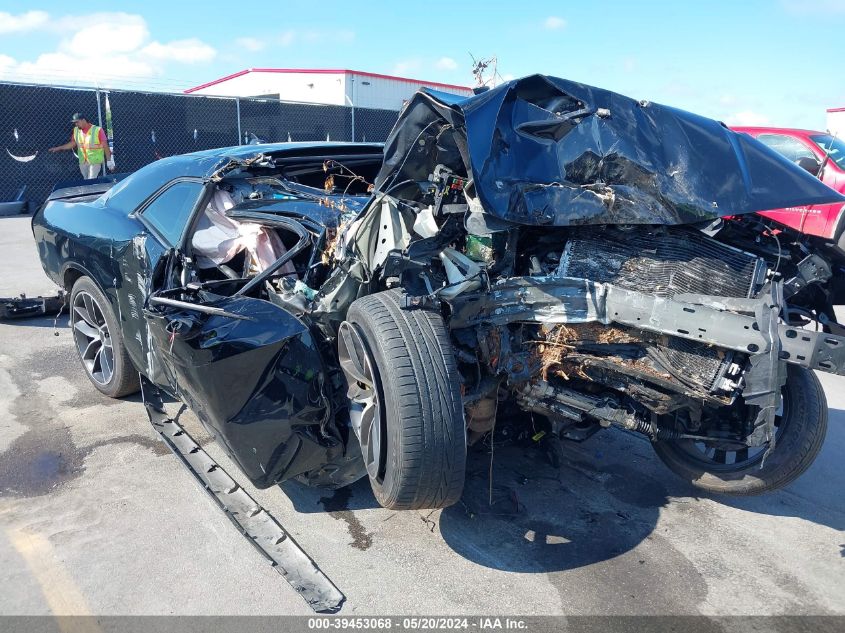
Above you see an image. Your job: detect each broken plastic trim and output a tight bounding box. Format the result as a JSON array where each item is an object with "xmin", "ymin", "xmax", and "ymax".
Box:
[
  {"xmin": 140, "ymin": 376, "xmax": 346, "ymax": 613},
  {"xmin": 209, "ymin": 153, "xmax": 270, "ymax": 183}
]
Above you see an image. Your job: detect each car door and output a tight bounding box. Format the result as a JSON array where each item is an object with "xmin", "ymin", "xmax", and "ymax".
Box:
[
  {"xmin": 140, "ymin": 213, "xmax": 357, "ymax": 489},
  {"xmin": 116, "ymin": 178, "xmax": 207, "ymax": 386}
]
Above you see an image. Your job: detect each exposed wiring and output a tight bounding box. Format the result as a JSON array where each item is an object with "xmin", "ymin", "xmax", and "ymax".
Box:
[{"xmin": 321, "ymin": 159, "xmax": 374, "ymax": 217}]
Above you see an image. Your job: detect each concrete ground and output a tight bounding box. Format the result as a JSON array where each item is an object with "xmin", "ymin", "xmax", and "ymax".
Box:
[{"xmin": 0, "ymin": 215, "xmax": 843, "ymax": 616}]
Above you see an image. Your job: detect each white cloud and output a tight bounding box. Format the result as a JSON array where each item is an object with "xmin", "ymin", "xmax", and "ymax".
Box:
[
  {"xmin": 63, "ymin": 14, "xmax": 149, "ymax": 56},
  {"xmin": 726, "ymin": 110, "xmax": 772, "ymax": 126},
  {"xmin": 544, "ymin": 16, "xmax": 567, "ymax": 30},
  {"xmin": 141, "ymin": 39, "xmax": 216, "ymax": 63},
  {"xmin": 622, "ymin": 57, "xmax": 637, "ymax": 72},
  {"xmin": 236, "ymin": 37, "xmax": 266, "ymax": 52},
  {"xmin": 0, "ymin": 54, "xmax": 16, "ymax": 80},
  {"xmin": 15, "ymin": 52, "xmax": 157, "ymax": 84},
  {"xmin": 436, "ymin": 57, "xmax": 458, "ymax": 70},
  {"xmin": 0, "ymin": 12, "xmax": 360, "ymax": 88},
  {"xmin": 0, "ymin": 11, "xmax": 217, "ymax": 87},
  {"xmin": 0, "ymin": 10, "xmax": 49, "ymax": 34}
]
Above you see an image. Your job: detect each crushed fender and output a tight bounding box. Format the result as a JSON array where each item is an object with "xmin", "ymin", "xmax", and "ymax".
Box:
[{"xmin": 140, "ymin": 376, "xmax": 346, "ymax": 614}]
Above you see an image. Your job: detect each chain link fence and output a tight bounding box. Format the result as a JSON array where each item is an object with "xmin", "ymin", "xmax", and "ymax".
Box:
[{"xmin": 0, "ymin": 81, "xmax": 399, "ymax": 212}]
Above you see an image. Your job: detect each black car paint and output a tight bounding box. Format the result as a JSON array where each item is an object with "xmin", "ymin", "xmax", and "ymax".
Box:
[
  {"xmin": 32, "ymin": 77, "xmax": 845, "ymax": 494},
  {"xmin": 144, "ymin": 296, "xmax": 343, "ymax": 487},
  {"xmin": 32, "ymin": 142, "xmax": 382, "ymax": 488},
  {"xmin": 376, "ymin": 75, "xmax": 845, "ymax": 226}
]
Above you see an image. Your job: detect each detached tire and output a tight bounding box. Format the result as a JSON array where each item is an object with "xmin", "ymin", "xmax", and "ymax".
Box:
[
  {"xmin": 70, "ymin": 276, "xmax": 140, "ymax": 398},
  {"xmin": 340, "ymin": 290, "xmax": 466, "ymax": 510},
  {"xmin": 653, "ymin": 366, "xmax": 827, "ymax": 495}
]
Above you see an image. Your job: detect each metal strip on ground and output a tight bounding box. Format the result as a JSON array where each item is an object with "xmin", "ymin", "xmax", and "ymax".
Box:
[{"xmin": 140, "ymin": 377, "xmax": 345, "ymax": 613}]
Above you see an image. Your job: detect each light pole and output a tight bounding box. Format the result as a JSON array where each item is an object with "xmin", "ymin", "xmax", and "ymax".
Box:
[{"xmin": 348, "ymin": 75, "xmax": 356, "ymax": 142}]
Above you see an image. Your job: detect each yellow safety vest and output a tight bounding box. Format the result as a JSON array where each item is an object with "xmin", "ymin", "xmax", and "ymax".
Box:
[{"xmin": 74, "ymin": 125, "xmax": 105, "ymax": 165}]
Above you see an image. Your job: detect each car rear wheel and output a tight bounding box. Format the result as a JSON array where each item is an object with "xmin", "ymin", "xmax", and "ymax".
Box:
[
  {"xmin": 652, "ymin": 365, "xmax": 827, "ymax": 495},
  {"xmin": 339, "ymin": 289, "xmax": 466, "ymax": 510},
  {"xmin": 70, "ymin": 276, "xmax": 140, "ymax": 398}
]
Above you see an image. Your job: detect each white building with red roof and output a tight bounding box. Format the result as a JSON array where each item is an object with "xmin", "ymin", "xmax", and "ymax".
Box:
[{"xmin": 185, "ymin": 68, "xmax": 473, "ymax": 111}]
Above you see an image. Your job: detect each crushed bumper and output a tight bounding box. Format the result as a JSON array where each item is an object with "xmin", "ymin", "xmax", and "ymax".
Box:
[{"xmin": 448, "ymin": 276, "xmax": 845, "ymax": 377}]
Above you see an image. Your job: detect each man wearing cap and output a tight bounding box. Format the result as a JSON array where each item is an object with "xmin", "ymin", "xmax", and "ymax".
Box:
[{"xmin": 49, "ymin": 113, "xmax": 115, "ymax": 179}]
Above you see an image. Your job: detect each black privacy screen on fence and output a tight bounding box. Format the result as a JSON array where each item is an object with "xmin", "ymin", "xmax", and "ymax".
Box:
[
  {"xmin": 105, "ymin": 91, "xmax": 240, "ymax": 172},
  {"xmin": 238, "ymin": 99, "xmax": 348, "ymax": 144},
  {"xmin": 0, "ymin": 83, "xmax": 100, "ymax": 208},
  {"xmin": 0, "ymin": 81, "xmax": 399, "ymax": 211}
]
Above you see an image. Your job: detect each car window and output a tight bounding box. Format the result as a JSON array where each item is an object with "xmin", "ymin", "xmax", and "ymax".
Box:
[
  {"xmin": 810, "ymin": 134, "xmax": 845, "ymax": 170},
  {"xmin": 102, "ymin": 156, "xmax": 186, "ymax": 214},
  {"xmin": 140, "ymin": 181, "xmax": 204, "ymax": 246},
  {"xmin": 756, "ymin": 134, "xmax": 817, "ymax": 163}
]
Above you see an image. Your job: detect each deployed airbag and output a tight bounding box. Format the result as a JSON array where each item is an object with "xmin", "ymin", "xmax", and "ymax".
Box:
[{"xmin": 192, "ymin": 188, "xmax": 295, "ymax": 274}]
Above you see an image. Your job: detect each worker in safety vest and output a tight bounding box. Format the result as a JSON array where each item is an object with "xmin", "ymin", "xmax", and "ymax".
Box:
[{"xmin": 49, "ymin": 113, "xmax": 115, "ymax": 179}]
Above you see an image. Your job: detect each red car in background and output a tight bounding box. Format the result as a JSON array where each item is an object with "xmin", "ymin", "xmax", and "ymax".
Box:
[{"xmin": 733, "ymin": 126, "xmax": 845, "ymax": 249}]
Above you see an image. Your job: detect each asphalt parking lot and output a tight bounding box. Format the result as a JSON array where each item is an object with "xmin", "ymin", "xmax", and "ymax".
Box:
[{"xmin": 0, "ymin": 214, "xmax": 843, "ymax": 616}]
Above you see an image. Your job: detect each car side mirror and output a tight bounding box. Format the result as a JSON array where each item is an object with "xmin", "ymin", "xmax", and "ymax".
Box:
[{"xmin": 796, "ymin": 156, "xmax": 821, "ymax": 176}]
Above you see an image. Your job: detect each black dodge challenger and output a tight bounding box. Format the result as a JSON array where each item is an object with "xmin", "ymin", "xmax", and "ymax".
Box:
[{"xmin": 33, "ymin": 75, "xmax": 845, "ymax": 510}]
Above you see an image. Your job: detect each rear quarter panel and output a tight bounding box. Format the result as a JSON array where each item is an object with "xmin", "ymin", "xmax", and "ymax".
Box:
[
  {"xmin": 32, "ymin": 196, "xmax": 148, "ymax": 368},
  {"xmin": 33, "ymin": 197, "xmax": 141, "ymax": 290}
]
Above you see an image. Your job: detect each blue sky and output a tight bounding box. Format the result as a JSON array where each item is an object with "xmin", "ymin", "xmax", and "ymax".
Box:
[{"xmin": 1, "ymin": 0, "xmax": 843, "ymax": 129}]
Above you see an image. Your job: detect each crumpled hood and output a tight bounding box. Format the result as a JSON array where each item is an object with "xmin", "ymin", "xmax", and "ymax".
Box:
[{"xmin": 374, "ymin": 74, "xmax": 845, "ymax": 226}]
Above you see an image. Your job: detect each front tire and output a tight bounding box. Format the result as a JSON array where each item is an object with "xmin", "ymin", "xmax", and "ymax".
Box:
[
  {"xmin": 70, "ymin": 276, "xmax": 140, "ymax": 398},
  {"xmin": 339, "ymin": 290, "xmax": 466, "ymax": 510},
  {"xmin": 653, "ymin": 365, "xmax": 827, "ymax": 495}
]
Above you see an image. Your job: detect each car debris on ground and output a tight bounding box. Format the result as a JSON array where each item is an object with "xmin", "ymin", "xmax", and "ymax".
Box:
[{"xmin": 0, "ymin": 291, "xmax": 65, "ymax": 320}]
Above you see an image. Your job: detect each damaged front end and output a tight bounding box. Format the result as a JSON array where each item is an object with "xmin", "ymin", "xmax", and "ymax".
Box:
[{"xmin": 328, "ymin": 75, "xmax": 845, "ymax": 492}]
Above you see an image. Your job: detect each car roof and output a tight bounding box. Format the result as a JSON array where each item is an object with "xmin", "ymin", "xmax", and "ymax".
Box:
[
  {"xmin": 731, "ymin": 126, "xmax": 827, "ymax": 137},
  {"xmin": 100, "ymin": 141, "xmax": 384, "ymax": 215},
  {"xmin": 155, "ymin": 141, "xmax": 384, "ymax": 179},
  {"xmin": 183, "ymin": 141, "xmax": 383, "ymax": 160}
]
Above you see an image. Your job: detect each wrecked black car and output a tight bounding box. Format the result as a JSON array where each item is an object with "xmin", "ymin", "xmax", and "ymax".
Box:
[{"xmin": 33, "ymin": 76, "xmax": 845, "ymax": 511}]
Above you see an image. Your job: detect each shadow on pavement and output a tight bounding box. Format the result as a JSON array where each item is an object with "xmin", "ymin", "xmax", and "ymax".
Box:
[
  {"xmin": 438, "ymin": 438, "xmax": 667, "ymax": 573},
  {"xmin": 284, "ymin": 430, "xmax": 669, "ymax": 572},
  {"xmin": 712, "ymin": 406, "xmax": 845, "ymax": 532},
  {"xmin": 281, "ymin": 475, "xmax": 381, "ymax": 513},
  {"xmin": 280, "ymin": 403, "xmax": 844, "ymax": 574},
  {"xmin": 278, "ymin": 400, "xmax": 845, "ymax": 572},
  {"xmin": 0, "ymin": 314, "xmax": 68, "ymax": 329}
]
